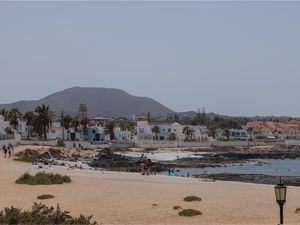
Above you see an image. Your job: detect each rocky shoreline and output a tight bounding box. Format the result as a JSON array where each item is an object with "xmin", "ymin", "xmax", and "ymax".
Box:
[
  {"xmin": 196, "ymin": 173, "xmax": 300, "ymax": 186},
  {"xmin": 13, "ymin": 145, "xmax": 300, "ymax": 174}
]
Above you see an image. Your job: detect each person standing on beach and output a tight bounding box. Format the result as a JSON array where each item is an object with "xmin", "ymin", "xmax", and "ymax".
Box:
[
  {"xmin": 8, "ymin": 147, "xmax": 11, "ymax": 158},
  {"xmin": 2, "ymin": 145, "xmax": 7, "ymax": 158},
  {"xmin": 8, "ymin": 143, "xmax": 13, "ymax": 153},
  {"xmin": 140, "ymin": 162, "xmax": 145, "ymax": 175}
]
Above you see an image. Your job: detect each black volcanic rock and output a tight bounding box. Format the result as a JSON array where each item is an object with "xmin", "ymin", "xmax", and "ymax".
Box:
[
  {"xmin": 0, "ymin": 86, "xmax": 174, "ymax": 118},
  {"xmin": 89, "ymin": 152, "xmax": 168, "ymax": 172}
]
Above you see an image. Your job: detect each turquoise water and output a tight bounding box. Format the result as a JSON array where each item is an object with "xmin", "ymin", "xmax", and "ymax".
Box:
[{"xmin": 161, "ymin": 159, "xmax": 300, "ymax": 177}]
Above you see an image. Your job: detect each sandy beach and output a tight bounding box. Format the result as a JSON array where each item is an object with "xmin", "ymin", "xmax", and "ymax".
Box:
[{"xmin": 1, "ymin": 145, "xmax": 300, "ymax": 225}]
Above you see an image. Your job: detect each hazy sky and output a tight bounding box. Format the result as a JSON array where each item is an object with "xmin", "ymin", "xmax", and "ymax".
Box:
[{"xmin": 1, "ymin": 1, "xmax": 300, "ymax": 117}]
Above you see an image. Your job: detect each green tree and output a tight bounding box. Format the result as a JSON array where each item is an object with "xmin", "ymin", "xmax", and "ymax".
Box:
[
  {"xmin": 224, "ymin": 129, "xmax": 230, "ymax": 141},
  {"xmin": 71, "ymin": 117, "xmax": 80, "ymax": 132},
  {"xmin": 189, "ymin": 128, "xmax": 195, "ymax": 141},
  {"xmin": 80, "ymin": 117, "xmax": 90, "ymax": 140},
  {"xmin": 247, "ymin": 127, "xmax": 253, "ymax": 140},
  {"xmin": 168, "ymin": 132, "xmax": 177, "ymax": 141},
  {"xmin": 4, "ymin": 127, "xmax": 14, "ymax": 135},
  {"xmin": 183, "ymin": 126, "xmax": 191, "ymax": 141},
  {"xmin": 119, "ymin": 120, "xmax": 135, "ymax": 132},
  {"xmin": 151, "ymin": 125, "xmax": 160, "ymax": 140},
  {"xmin": 104, "ymin": 121, "xmax": 116, "ymax": 140},
  {"xmin": 23, "ymin": 111, "xmax": 34, "ymax": 139},
  {"xmin": 0, "ymin": 109, "xmax": 9, "ymax": 121},
  {"xmin": 34, "ymin": 105, "xmax": 52, "ymax": 141},
  {"xmin": 208, "ymin": 126, "xmax": 217, "ymax": 139},
  {"xmin": 60, "ymin": 114, "xmax": 73, "ymax": 141},
  {"xmin": 8, "ymin": 108, "xmax": 22, "ymax": 129}
]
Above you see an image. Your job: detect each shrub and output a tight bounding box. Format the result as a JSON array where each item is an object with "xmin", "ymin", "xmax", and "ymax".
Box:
[
  {"xmin": 37, "ymin": 194, "xmax": 55, "ymax": 200},
  {"xmin": 4, "ymin": 127, "xmax": 14, "ymax": 135},
  {"xmin": 15, "ymin": 172, "xmax": 71, "ymax": 185},
  {"xmin": 57, "ymin": 139, "xmax": 65, "ymax": 147},
  {"xmin": 295, "ymin": 208, "xmax": 300, "ymax": 213},
  {"xmin": 173, "ymin": 206, "xmax": 182, "ymax": 210},
  {"xmin": 183, "ymin": 196, "xmax": 202, "ymax": 202},
  {"xmin": 179, "ymin": 209, "xmax": 202, "ymax": 217},
  {"xmin": 0, "ymin": 202, "xmax": 97, "ymax": 225}
]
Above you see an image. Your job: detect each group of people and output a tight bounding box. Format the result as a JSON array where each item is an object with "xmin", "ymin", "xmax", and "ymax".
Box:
[{"xmin": 2, "ymin": 143, "xmax": 14, "ymax": 158}]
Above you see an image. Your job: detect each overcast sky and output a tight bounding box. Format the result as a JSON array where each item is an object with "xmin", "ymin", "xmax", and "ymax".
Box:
[{"xmin": 0, "ymin": 1, "xmax": 300, "ymax": 117}]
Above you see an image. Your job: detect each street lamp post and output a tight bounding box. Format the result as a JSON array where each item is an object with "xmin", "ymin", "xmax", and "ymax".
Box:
[{"xmin": 274, "ymin": 177, "xmax": 287, "ymax": 225}]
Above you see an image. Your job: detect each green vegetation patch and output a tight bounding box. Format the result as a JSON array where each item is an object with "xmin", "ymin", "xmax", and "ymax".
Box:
[
  {"xmin": 37, "ymin": 194, "xmax": 55, "ymax": 200},
  {"xmin": 15, "ymin": 172, "xmax": 71, "ymax": 185},
  {"xmin": 183, "ymin": 196, "xmax": 202, "ymax": 202},
  {"xmin": 56, "ymin": 139, "xmax": 66, "ymax": 147},
  {"xmin": 0, "ymin": 202, "xmax": 97, "ymax": 225},
  {"xmin": 173, "ymin": 206, "xmax": 182, "ymax": 210},
  {"xmin": 178, "ymin": 209, "xmax": 202, "ymax": 217}
]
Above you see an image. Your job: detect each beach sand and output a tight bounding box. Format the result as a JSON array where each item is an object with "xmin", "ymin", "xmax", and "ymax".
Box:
[{"xmin": 0, "ymin": 145, "xmax": 300, "ymax": 225}]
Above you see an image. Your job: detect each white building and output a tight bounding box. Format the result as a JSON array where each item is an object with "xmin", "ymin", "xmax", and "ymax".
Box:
[
  {"xmin": 0, "ymin": 115, "xmax": 10, "ymax": 134},
  {"xmin": 136, "ymin": 117, "xmax": 208, "ymax": 142}
]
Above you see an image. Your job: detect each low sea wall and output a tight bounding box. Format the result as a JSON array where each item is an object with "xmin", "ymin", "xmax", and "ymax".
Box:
[
  {"xmin": 17, "ymin": 139, "xmax": 287, "ymax": 149},
  {"xmin": 0, "ymin": 139, "xmax": 16, "ymax": 147},
  {"xmin": 135, "ymin": 140, "xmax": 285, "ymax": 148},
  {"xmin": 19, "ymin": 140, "xmax": 109, "ymax": 149}
]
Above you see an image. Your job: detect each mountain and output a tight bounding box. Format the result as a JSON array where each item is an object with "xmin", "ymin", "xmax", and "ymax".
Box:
[{"xmin": 0, "ymin": 87, "xmax": 175, "ymax": 118}]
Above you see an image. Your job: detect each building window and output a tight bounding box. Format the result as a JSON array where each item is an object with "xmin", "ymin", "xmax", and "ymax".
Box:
[
  {"xmin": 168, "ymin": 129, "xmax": 171, "ymax": 133},
  {"xmin": 139, "ymin": 128, "xmax": 144, "ymax": 133}
]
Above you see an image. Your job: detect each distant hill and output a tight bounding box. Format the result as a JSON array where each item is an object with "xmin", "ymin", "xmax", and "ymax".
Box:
[{"xmin": 0, "ymin": 87, "xmax": 175, "ymax": 118}]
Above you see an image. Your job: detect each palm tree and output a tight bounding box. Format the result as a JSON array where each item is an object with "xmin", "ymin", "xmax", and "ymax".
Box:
[
  {"xmin": 34, "ymin": 105, "xmax": 52, "ymax": 141},
  {"xmin": 247, "ymin": 127, "xmax": 253, "ymax": 141},
  {"xmin": 208, "ymin": 126, "xmax": 217, "ymax": 139},
  {"xmin": 8, "ymin": 108, "xmax": 22, "ymax": 129},
  {"xmin": 71, "ymin": 117, "xmax": 80, "ymax": 132},
  {"xmin": 0, "ymin": 109, "xmax": 9, "ymax": 120},
  {"xmin": 23, "ymin": 111, "xmax": 34, "ymax": 140},
  {"xmin": 224, "ymin": 129, "xmax": 230, "ymax": 141},
  {"xmin": 104, "ymin": 121, "xmax": 116, "ymax": 141},
  {"xmin": 183, "ymin": 126, "xmax": 191, "ymax": 141},
  {"xmin": 119, "ymin": 120, "xmax": 134, "ymax": 132},
  {"xmin": 80, "ymin": 117, "xmax": 90, "ymax": 140},
  {"xmin": 61, "ymin": 114, "xmax": 73, "ymax": 140},
  {"xmin": 189, "ymin": 128, "xmax": 195, "ymax": 141},
  {"xmin": 151, "ymin": 125, "xmax": 160, "ymax": 140}
]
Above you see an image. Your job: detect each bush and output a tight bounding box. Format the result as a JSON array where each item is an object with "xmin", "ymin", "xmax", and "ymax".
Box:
[
  {"xmin": 4, "ymin": 127, "xmax": 14, "ymax": 135},
  {"xmin": 173, "ymin": 206, "xmax": 182, "ymax": 210},
  {"xmin": 15, "ymin": 172, "xmax": 71, "ymax": 185},
  {"xmin": 57, "ymin": 139, "xmax": 65, "ymax": 147},
  {"xmin": 37, "ymin": 194, "xmax": 55, "ymax": 200},
  {"xmin": 295, "ymin": 208, "xmax": 300, "ymax": 213},
  {"xmin": 0, "ymin": 202, "xmax": 97, "ymax": 225},
  {"xmin": 178, "ymin": 209, "xmax": 202, "ymax": 217},
  {"xmin": 183, "ymin": 196, "xmax": 202, "ymax": 202}
]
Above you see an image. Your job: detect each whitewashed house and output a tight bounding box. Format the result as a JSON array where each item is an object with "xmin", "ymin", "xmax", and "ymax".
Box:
[
  {"xmin": 136, "ymin": 117, "xmax": 208, "ymax": 142},
  {"xmin": 0, "ymin": 115, "xmax": 10, "ymax": 134}
]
